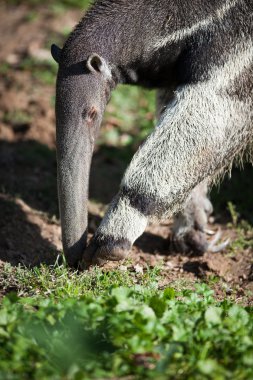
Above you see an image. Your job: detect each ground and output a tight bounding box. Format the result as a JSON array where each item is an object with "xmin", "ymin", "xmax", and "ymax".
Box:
[{"xmin": 0, "ymin": 1, "xmax": 253, "ymax": 303}]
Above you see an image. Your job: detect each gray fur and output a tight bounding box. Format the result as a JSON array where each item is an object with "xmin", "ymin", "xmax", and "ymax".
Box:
[
  {"xmin": 157, "ymin": 92, "xmax": 213, "ymax": 254},
  {"xmin": 52, "ymin": 0, "xmax": 253, "ymax": 266}
]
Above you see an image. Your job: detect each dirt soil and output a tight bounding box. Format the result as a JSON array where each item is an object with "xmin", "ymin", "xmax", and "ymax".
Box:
[{"xmin": 0, "ymin": 3, "xmax": 253, "ymax": 301}]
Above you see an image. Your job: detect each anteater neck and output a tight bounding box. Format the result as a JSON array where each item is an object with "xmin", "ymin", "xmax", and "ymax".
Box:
[{"xmin": 61, "ymin": 0, "xmax": 245, "ymax": 88}]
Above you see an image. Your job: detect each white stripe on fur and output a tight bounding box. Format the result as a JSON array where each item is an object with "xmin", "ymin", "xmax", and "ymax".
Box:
[
  {"xmin": 153, "ymin": 0, "xmax": 241, "ymax": 49},
  {"xmin": 95, "ymin": 195, "xmax": 148, "ymax": 243}
]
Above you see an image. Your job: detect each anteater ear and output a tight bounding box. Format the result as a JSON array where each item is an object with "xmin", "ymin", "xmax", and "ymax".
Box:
[
  {"xmin": 51, "ymin": 44, "xmax": 62, "ymax": 64},
  {"xmin": 86, "ymin": 53, "xmax": 109, "ymax": 75}
]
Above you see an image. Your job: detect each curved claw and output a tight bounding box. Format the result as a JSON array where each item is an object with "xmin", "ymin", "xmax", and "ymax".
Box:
[
  {"xmin": 207, "ymin": 228, "xmax": 230, "ymax": 253},
  {"xmin": 204, "ymin": 228, "xmax": 216, "ymax": 236},
  {"xmin": 208, "ymin": 239, "xmax": 230, "ymax": 253},
  {"xmin": 209, "ymin": 228, "xmax": 222, "ymax": 245}
]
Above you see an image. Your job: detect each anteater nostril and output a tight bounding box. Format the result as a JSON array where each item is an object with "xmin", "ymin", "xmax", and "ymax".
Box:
[
  {"xmin": 82, "ymin": 107, "xmax": 98, "ymax": 122},
  {"xmin": 88, "ymin": 106, "xmax": 97, "ymax": 122}
]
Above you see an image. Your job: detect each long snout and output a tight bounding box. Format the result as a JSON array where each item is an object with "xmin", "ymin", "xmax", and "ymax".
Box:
[
  {"xmin": 54, "ymin": 56, "xmax": 108, "ymax": 266},
  {"xmin": 56, "ymin": 109, "xmax": 94, "ymax": 266}
]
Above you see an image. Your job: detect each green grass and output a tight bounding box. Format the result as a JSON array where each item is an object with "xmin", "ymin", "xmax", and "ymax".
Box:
[
  {"xmin": 0, "ymin": 63, "xmax": 11, "ymax": 75},
  {"xmin": 18, "ymin": 57, "xmax": 58, "ymax": 85},
  {"xmin": 0, "ymin": 272, "xmax": 253, "ymax": 380},
  {"xmin": 3, "ymin": 110, "xmax": 31, "ymax": 126},
  {"xmin": 223, "ymin": 202, "xmax": 253, "ymax": 256},
  {"xmin": 228, "ymin": 220, "xmax": 253, "ymax": 256},
  {"xmin": 101, "ymin": 85, "xmax": 156, "ymax": 152},
  {"xmin": 0, "ymin": 262, "xmax": 161, "ymax": 299},
  {"xmin": 1, "ymin": 263, "xmax": 252, "ymax": 379}
]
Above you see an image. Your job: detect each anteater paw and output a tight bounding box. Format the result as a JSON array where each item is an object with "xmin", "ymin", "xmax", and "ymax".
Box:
[
  {"xmin": 172, "ymin": 228, "xmax": 229, "ymax": 255},
  {"xmin": 81, "ymin": 236, "xmax": 131, "ymax": 268},
  {"xmin": 172, "ymin": 228, "xmax": 208, "ymax": 255}
]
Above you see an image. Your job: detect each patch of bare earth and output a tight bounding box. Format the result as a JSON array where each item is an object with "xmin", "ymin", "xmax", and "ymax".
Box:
[{"xmin": 0, "ymin": 3, "xmax": 252, "ymax": 302}]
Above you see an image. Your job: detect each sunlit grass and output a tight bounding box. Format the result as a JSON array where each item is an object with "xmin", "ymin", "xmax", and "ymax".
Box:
[
  {"xmin": 0, "ymin": 262, "xmax": 161, "ymax": 299},
  {"xmin": 0, "ymin": 280, "xmax": 253, "ymax": 379}
]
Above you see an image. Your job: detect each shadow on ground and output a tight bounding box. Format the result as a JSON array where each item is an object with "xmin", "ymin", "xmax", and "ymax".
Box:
[
  {"xmin": 0, "ymin": 195, "xmax": 59, "ymax": 266},
  {"xmin": 0, "ymin": 140, "xmax": 130, "ymax": 217},
  {"xmin": 0, "ymin": 139, "xmax": 129, "ymax": 266},
  {"xmin": 0, "ymin": 138, "xmax": 252, "ymax": 266}
]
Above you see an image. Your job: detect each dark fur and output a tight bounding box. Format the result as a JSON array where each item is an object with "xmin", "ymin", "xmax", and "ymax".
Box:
[{"xmin": 61, "ymin": 0, "xmax": 252, "ymax": 88}]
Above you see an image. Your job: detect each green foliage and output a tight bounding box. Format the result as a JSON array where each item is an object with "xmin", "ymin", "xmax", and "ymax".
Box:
[{"xmin": 0, "ymin": 285, "xmax": 253, "ymax": 379}]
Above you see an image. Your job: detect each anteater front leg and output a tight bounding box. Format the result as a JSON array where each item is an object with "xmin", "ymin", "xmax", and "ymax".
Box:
[{"xmin": 83, "ymin": 82, "xmax": 250, "ymax": 266}]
